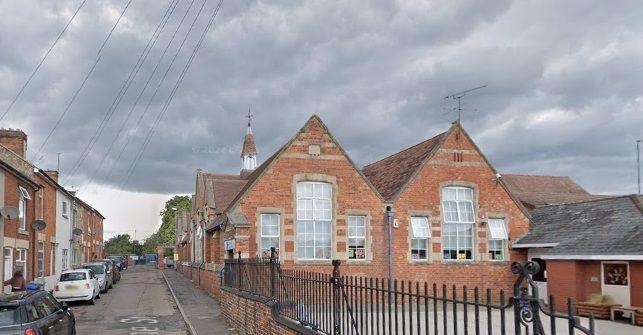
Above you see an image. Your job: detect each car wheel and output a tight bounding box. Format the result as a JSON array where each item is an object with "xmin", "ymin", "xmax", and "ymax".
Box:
[
  {"xmin": 88, "ymin": 295, "xmax": 95, "ymax": 305},
  {"xmin": 96, "ymin": 292, "xmax": 101, "ymax": 299}
]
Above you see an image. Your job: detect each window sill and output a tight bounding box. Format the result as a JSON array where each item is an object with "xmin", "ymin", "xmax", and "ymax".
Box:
[
  {"xmin": 18, "ymin": 230, "xmax": 28, "ymax": 236},
  {"xmin": 441, "ymin": 260, "xmax": 477, "ymax": 265},
  {"xmin": 294, "ymin": 259, "xmax": 332, "ymax": 265},
  {"xmin": 409, "ymin": 260, "xmax": 431, "ymax": 265},
  {"xmin": 489, "ymin": 260, "xmax": 509, "ymax": 265}
]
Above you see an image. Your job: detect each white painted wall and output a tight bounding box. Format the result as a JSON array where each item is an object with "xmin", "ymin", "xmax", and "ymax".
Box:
[{"xmin": 55, "ymin": 190, "xmax": 72, "ymax": 279}]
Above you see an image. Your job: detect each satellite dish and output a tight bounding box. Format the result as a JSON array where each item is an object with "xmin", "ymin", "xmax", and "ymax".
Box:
[
  {"xmin": 72, "ymin": 228, "xmax": 83, "ymax": 236},
  {"xmin": 31, "ymin": 220, "xmax": 46, "ymax": 231},
  {"xmin": 0, "ymin": 206, "xmax": 19, "ymax": 220}
]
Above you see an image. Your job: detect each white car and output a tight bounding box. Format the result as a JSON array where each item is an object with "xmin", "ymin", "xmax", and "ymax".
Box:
[{"xmin": 53, "ymin": 269, "xmax": 100, "ymax": 305}]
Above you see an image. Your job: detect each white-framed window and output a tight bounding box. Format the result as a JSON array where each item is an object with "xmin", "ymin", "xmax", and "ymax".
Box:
[
  {"xmin": 410, "ymin": 217, "xmax": 431, "ymax": 260},
  {"xmin": 18, "ymin": 188, "xmax": 28, "ymax": 231},
  {"xmin": 442, "ymin": 187, "xmax": 475, "ymax": 260},
  {"xmin": 348, "ymin": 216, "xmax": 366, "ymax": 260},
  {"xmin": 488, "ymin": 219, "xmax": 508, "ymax": 261},
  {"xmin": 16, "ymin": 249, "xmax": 27, "ymax": 278},
  {"xmin": 61, "ymin": 249, "xmax": 68, "ymax": 270},
  {"xmin": 260, "ymin": 214, "xmax": 280, "ymax": 257},
  {"xmin": 37, "ymin": 242, "xmax": 44, "ymax": 277},
  {"xmin": 62, "ymin": 201, "xmax": 68, "ymax": 218},
  {"xmin": 19, "ymin": 186, "xmax": 31, "ymax": 200},
  {"xmin": 296, "ymin": 182, "xmax": 332, "ymax": 260},
  {"xmin": 4, "ymin": 248, "xmax": 13, "ymax": 281}
]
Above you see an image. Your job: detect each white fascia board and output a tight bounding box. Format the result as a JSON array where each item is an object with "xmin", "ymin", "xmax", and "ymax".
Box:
[
  {"xmin": 511, "ymin": 243, "xmax": 558, "ymax": 249},
  {"xmin": 541, "ymin": 254, "xmax": 643, "ymax": 261}
]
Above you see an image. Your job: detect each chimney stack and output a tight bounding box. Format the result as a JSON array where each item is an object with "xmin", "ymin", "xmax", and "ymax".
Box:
[
  {"xmin": 45, "ymin": 170, "xmax": 59, "ymax": 183},
  {"xmin": 0, "ymin": 129, "xmax": 27, "ymax": 159}
]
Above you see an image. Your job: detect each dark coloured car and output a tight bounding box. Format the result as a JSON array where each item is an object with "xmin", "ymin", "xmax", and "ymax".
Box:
[
  {"xmin": 0, "ymin": 291, "xmax": 75, "ymax": 334},
  {"xmin": 98, "ymin": 259, "xmax": 120, "ymax": 283},
  {"xmin": 107, "ymin": 256, "xmax": 124, "ymax": 271}
]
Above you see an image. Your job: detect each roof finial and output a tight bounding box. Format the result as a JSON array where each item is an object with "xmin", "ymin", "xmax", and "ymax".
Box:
[{"xmin": 246, "ymin": 107, "xmax": 253, "ymax": 127}]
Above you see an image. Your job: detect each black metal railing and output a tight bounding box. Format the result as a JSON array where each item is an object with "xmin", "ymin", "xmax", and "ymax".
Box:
[{"xmin": 222, "ymin": 249, "xmax": 596, "ymax": 335}]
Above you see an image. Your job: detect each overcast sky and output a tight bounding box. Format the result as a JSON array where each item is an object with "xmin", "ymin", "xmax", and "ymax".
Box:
[{"xmin": 2, "ymin": 0, "xmax": 642, "ymax": 239}]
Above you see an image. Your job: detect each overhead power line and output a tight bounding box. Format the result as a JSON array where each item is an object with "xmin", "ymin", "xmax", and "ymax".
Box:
[
  {"xmin": 68, "ymin": 0, "xmax": 179, "ymax": 178},
  {"xmin": 32, "ymin": 0, "xmax": 134, "ymax": 162},
  {"xmin": 121, "ymin": 0, "xmax": 225, "ymax": 188},
  {"xmin": 0, "ymin": 0, "xmax": 88, "ymax": 124},
  {"xmin": 81, "ymin": 0, "xmax": 199, "ymax": 190}
]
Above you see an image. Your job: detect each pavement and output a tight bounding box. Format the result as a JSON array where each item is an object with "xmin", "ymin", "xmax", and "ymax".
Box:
[
  {"xmin": 72, "ymin": 264, "xmax": 188, "ymax": 334},
  {"xmin": 162, "ymin": 268, "xmax": 231, "ymax": 335}
]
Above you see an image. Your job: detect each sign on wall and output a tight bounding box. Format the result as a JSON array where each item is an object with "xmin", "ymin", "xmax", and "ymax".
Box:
[{"xmin": 224, "ymin": 239, "xmax": 235, "ymax": 251}]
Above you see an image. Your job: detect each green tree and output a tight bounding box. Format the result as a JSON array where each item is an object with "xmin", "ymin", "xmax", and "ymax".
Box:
[
  {"xmin": 104, "ymin": 234, "xmax": 133, "ymax": 255},
  {"xmin": 143, "ymin": 195, "xmax": 191, "ymax": 254}
]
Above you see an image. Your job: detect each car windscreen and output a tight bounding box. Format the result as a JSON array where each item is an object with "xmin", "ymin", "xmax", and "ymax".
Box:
[
  {"xmin": 0, "ymin": 306, "xmax": 19, "ymax": 326},
  {"xmin": 82, "ymin": 265, "xmax": 104, "ymax": 274},
  {"xmin": 60, "ymin": 272, "xmax": 87, "ymax": 281}
]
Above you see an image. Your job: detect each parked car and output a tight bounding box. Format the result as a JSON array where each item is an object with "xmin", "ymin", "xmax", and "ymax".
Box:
[
  {"xmin": 81, "ymin": 262, "xmax": 110, "ymax": 293},
  {"xmin": 107, "ymin": 256, "xmax": 124, "ymax": 271},
  {"xmin": 164, "ymin": 257, "xmax": 174, "ymax": 268},
  {"xmin": 53, "ymin": 269, "xmax": 100, "ymax": 305},
  {"xmin": 0, "ymin": 291, "xmax": 75, "ymax": 334},
  {"xmin": 99, "ymin": 259, "xmax": 120, "ymax": 283}
]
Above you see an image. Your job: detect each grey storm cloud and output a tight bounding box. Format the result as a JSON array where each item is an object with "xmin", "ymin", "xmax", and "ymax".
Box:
[{"xmin": 1, "ymin": 0, "xmax": 642, "ymax": 195}]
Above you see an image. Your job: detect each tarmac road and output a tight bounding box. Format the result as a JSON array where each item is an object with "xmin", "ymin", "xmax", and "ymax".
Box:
[{"xmin": 71, "ymin": 264, "xmax": 187, "ymax": 335}]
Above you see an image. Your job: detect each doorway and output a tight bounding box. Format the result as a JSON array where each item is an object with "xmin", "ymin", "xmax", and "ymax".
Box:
[{"xmin": 601, "ymin": 261, "xmax": 630, "ymax": 307}]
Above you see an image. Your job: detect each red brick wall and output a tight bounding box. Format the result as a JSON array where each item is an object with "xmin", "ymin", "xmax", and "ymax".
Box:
[
  {"xmin": 629, "ymin": 261, "xmax": 643, "ymax": 307},
  {"xmin": 35, "ymin": 175, "xmax": 57, "ymax": 278},
  {"xmin": 231, "ymin": 116, "xmax": 385, "ymax": 277},
  {"xmin": 220, "ymin": 288, "xmax": 298, "ymax": 335},
  {"xmin": 0, "ymin": 133, "xmax": 26, "ymax": 159},
  {"xmin": 387, "ymin": 127, "xmax": 530, "ymax": 292},
  {"xmin": 548, "ymin": 260, "xmax": 583, "ymax": 309},
  {"xmin": 3, "ymin": 174, "xmax": 36, "ymax": 281}
]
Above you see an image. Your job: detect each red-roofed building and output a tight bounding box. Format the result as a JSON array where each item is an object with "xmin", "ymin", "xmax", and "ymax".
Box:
[{"xmin": 186, "ymin": 115, "xmax": 534, "ymax": 293}]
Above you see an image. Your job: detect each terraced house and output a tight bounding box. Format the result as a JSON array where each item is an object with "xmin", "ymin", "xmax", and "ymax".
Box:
[
  {"xmin": 188, "ymin": 115, "xmax": 532, "ymax": 292},
  {"xmin": 0, "ymin": 129, "xmax": 105, "ymax": 290}
]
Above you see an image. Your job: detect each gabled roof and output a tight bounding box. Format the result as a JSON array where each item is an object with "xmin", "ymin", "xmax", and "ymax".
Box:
[
  {"xmin": 362, "ymin": 131, "xmax": 448, "ymax": 201},
  {"xmin": 502, "ymin": 174, "xmax": 611, "ymax": 207},
  {"xmin": 210, "ymin": 174, "xmax": 247, "ymax": 214},
  {"xmin": 514, "ymin": 195, "xmax": 643, "ymax": 259},
  {"xmin": 223, "ymin": 115, "xmax": 384, "ymax": 215}
]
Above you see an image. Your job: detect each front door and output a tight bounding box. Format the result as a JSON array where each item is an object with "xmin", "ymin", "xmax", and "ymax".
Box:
[
  {"xmin": 3, "ymin": 248, "xmax": 12, "ymax": 292},
  {"xmin": 602, "ymin": 261, "xmax": 630, "ymax": 307}
]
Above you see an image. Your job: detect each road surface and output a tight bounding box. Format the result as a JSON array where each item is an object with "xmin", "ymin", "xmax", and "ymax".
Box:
[{"xmin": 72, "ymin": 264, "xmax": 187, "ymax": 334}]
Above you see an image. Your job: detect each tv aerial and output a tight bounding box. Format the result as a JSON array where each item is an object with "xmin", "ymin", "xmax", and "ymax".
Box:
[
  {"xmin": 444, "ymin": 84, "xmax": 488, "ymax": 123},
  {"xmin": 31, "ymin": 220, "xmax": 47, "ymax": 231},
  {"xmin": 0, "ymin": 206, "xmax": 19, "ymax": 220}
]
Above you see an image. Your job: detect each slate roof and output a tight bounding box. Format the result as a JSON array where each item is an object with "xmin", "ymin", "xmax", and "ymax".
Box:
[
  {"xmin": 362, "ymin": 131, "xmax": 448, "ymax": 201},
  {"xmin": 514, "ymin": 195, "xmax": 643, "ymax": 258},
  {"xmin": 502, "ymin": 174, "xmax": 611, "ymax": 208},
  {"xmin": 210, "ymin": 174, "xmax": 247, "ymax": 214}
]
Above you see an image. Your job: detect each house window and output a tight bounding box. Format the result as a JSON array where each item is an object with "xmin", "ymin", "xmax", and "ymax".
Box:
[
  {"xmin": 37, "ymin": 242, "xmax": 44, "ymax": 277},
  {"xmin": 348, "ymin": 216, "xmax": 366, "ymax": 260},
  {"xmin": 487, "ymin": 219, "xmax": 508, "ymax": 261},
  {"xmin": 260, "ymin": 214, "xmax": 280, "ymax": 257},
  {"xmin": 62, "ymin": 202, "xmax": 68, "ymax": 218},
  {"xmin": 410, "ymin": 217, "xmax": 431, "ymax": 260},
  {"xmin": 18, "ymin": 187, "xmax": 29, "ymax": 231},
  {"xmin": 62, "ymin": 249, "xmax": 68, "ymax": 270},
  {"xmin": 16, "ymin": 249, "xmax": 27, "ymax": 278},
  {"xmin": 442, "ymin": 187, "xmax": 475, "ymax": 260},
  {"xmin": 296, "ymin": 182, "xmax": 332, "ymax": 260}
]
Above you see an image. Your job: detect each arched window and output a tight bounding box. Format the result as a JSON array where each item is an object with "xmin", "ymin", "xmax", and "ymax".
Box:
[
  {"xmin": 296, "ymin": 182, "xmax": 332, "ymax": 260},
  {"xmin": 441, "ymin": 187, "xmax": 475, "ymax": 260}
]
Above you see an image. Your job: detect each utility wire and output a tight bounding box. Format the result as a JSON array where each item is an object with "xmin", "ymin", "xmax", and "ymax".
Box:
[
  {"xmin": 32, "ymin": 0, "xmax": 134, "ymax": 162},
  {"xmin": 122, "ymin": 0, "xmax": 224, "ymax": 188},
  {"xmin": 82, "ymin": 0, "xmax": 198, "ymax": 190},
  {"xmin": 68, "ymin": 0, "xmax": 178, "ymax": 178},
  {"xmin": 0, "ymin": 0, "xmax": 88, "ymax": 124}
]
